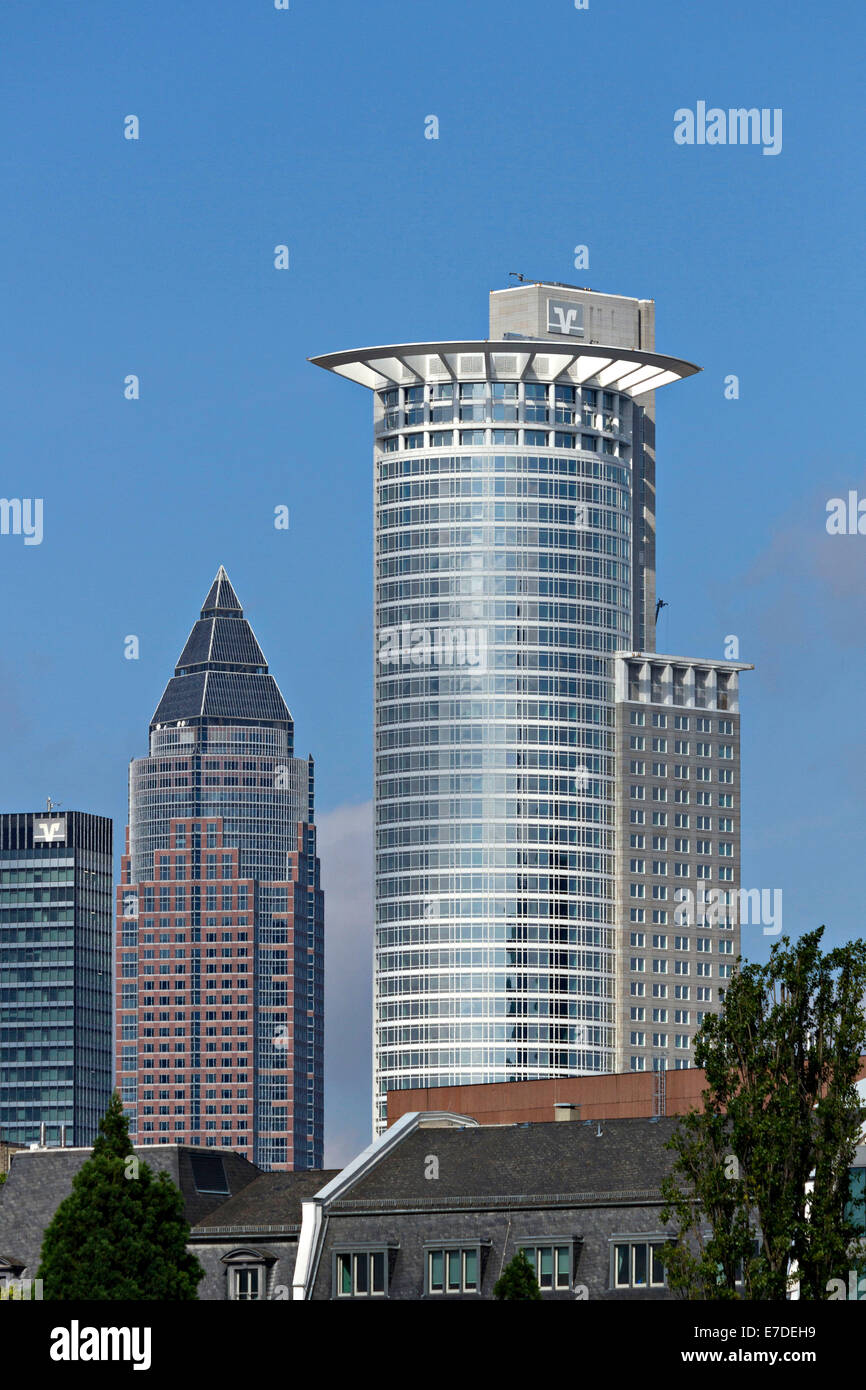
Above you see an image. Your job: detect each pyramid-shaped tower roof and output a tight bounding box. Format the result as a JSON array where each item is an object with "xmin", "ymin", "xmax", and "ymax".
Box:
[{"xmin": 150, "ymin": 568, "xmax": 293, "ymax": 733}]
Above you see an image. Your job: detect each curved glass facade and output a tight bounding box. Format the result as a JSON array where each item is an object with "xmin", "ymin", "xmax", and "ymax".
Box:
[
  {"xmin": 130, "ymin": 727, "xmax": 305, "ymax": 886},
  {"xmin": 374, "ymin": 385, "xmax": 632, "ymax": 1127}
]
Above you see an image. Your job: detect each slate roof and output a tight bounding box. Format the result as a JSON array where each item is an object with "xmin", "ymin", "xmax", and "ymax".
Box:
[
  {"xmin": 338, "ymin": 1117, "xmax": 680, "ymax": 1206},
  {"xmin": 0, "ymin": 1145, "xmax": 261, "ymax": 1276},
  {"xmin": 150, "ymin": 567, "xmax": 292, "ymax": 731},
  {"xmin": 193, "ymin": 1169, "xmax": 340, "ymax": 1233}
]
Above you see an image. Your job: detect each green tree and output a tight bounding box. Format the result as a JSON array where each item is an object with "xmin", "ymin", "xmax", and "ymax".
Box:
[
  {"xmin": 38, "ymin": 1092, "xmax": 204, "ymax": 1300},
  {"xmin": 494, "ymin": 1248, "xmax": 542, "ymax": 1300},
  {"xmin": 661, "ymin": 928, "xmax": 866, "ymax": 1300}
]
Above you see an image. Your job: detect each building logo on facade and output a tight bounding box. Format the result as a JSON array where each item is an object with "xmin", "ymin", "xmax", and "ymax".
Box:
[
  {"xmin": 547, "ymin": 299, "xmax": 584, "ymax": 337},
  {"xmin": 34, "ymin": 817, "xmax": 66, "ymax": 845}
]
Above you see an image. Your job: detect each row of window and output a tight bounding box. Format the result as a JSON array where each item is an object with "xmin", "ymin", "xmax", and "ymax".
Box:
[
  {"xmin": 380, "ymin": 385, "xmax": 624, "ymax": 408},
  {"xmin": 629, "ymin": 800, "xmax": 734, "ymax": 823},
  {"xmin": 332, "ymin": 1238, "xmax": 664, "ymax": 1298},
  {"xmin": 630, "ymin": 874, "xmax": 737, "ymax": 896},
  {"xmin": 629, "ymin": 713, "xmax": 734, "ymax": 733},
  {"xmin": 630, "ymin": 958, "xmax": 733, "ymax": 976},
  {"xmin": 629, "ymin": 984, "xmax": 716, "ymax": 1000},
  {"xmin": 630, "ymin": 824, "xmax": 733, "ymax": 841},
  {"xmin": 629, "ymin": 749, "xmax": 734, "ymax": 768},
  {"xmin": 382, "ymin": 430, "xmax": 627, "ymax": 456},
  {"xmin": 630, "ymin": 776, "xmax": 735, "ymax": 800},
  {"xmin": 629, "ymin": 933, "xmax": 730, "ymax": 950}
]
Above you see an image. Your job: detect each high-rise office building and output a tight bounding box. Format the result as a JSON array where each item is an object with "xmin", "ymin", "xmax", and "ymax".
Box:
[
  {"xmin": 613, "ymin": 652, "xmax": 751, "ymax": 1075},
  {"xmin": 312, "ymin": 282, "xmax": 747, "ymax": 1129},
  {"xmin": 0, "ymin": 810, "xmax": 112, "ymax": 1147},
  {"xmin": 115, "ymin": 568, "xmax": 324, "ymax": 1169}
]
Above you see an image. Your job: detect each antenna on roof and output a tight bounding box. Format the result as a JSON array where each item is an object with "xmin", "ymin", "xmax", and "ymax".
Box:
[
  {"xmin": 655, "ymin": 598, "xmax": 668, "ymax": 624},
  {"xmin": 508, "ymin": 271, "xmax": 527, "ymax": 282}
]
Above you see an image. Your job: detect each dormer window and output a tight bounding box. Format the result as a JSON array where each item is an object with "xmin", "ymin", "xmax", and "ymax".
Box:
[{"xmin": 221, "ymin": 1248, "xmax": 275, "ymax": 1301}]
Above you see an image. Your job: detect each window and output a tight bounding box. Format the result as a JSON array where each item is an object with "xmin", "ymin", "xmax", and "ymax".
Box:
[
  {"xmin": 426, "ymin": 1246, "xmax": 482, "ymax": 1295},
  {"xmin": 521, "ymin": 1244, "xmax": 572, "ymax": 1291},
  {"xmin": 223, "ymin": 1249, "xmax": 274, "ymax": 1301},
  {"xmin": 335, "ymin": 1249, "xmax": 389, "ymax": 1298},
  {"xmin": 233, "ymin": 1268, "xmax": 262, "ymax": 1301},
  {"xmin": 612, "ymin": 1240, "xmax": 667, "ymax": 1289}
]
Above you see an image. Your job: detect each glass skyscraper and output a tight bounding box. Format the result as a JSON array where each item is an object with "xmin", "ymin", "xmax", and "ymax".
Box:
[
  {"xmin": 115, "ymin": 568, "xmax": 324, "ymax": 1169},
  {"xmin": 0, "ymin": 810, "xmax": 112, "ymax": 1147},
  {"xmin": 312, "ymin": 282, "xmax": 701, "ymax": 1130}
]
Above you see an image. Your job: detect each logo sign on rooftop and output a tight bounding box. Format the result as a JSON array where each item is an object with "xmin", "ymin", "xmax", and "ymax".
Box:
[
  {"xmin": 34, "ymin": 816, "xmax": 66, "ymax": 845},
  {"xmin": 547, "ymin": 298, "xmax": 585, "ymax": 338}
]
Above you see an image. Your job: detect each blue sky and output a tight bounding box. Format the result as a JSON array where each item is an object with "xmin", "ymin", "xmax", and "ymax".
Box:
[{"xmin": 1, "ymin": 0, "xmax": 864, "ymax": 1162}]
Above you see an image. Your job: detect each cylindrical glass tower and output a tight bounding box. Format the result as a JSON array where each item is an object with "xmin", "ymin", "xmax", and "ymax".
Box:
[{"xmin": 312, "ymin": 303, "xmax": 698, "ymax": 1131}]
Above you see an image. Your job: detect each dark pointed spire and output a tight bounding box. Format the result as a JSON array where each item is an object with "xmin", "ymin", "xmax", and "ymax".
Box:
[
  {"xmin": 201, "ymin": 565, "xmax": 243, "ymax": 618},
  {"xmin": 150, "ymin": 568, "xmax": 292, "ymax": 734}
]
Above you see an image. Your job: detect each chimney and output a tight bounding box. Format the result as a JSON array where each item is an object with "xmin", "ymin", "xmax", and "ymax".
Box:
[
  {"xmin": 39, "ymin": 1122, "xmax": 46, "ymax": 1148},
  {"xmin": 60, "ymin": 1124, "xmax": 67, "ymax": 1148}
]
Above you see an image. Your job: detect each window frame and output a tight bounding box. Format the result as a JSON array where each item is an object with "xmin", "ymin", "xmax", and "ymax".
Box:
[
  {"xmin": 518, "ymin": 1239, "xmax": 574, "ymax": 1292},
  {"xmin": 332, "ymin": 1244, "xmax": 394, "ymax": 1300},
  {"xmin": 609, "ymin": 1235, "xmax": 668, "ymax": 1290},
  {"xmin": 423, "ymin": 1241, "xmax": 488, "ymax": 1297}
]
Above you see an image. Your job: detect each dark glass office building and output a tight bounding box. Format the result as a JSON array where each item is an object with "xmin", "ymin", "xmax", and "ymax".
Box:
[
  {"xmin": 115, "ymin": 568, "xmax": 324, "ymax": 1170},
  {"xmin": 0, "ymin": 811, "xmax": 113, "ymax": 1147}
]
